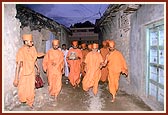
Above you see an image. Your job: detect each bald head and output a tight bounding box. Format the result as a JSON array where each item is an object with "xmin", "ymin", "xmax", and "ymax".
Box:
[
  {"xmin": 108, "ymin": 40, "xmax": 115, "ymax": 51},
  {"xmin": 52, "ymin": 39, "xmax": 59, "ymax": 50}
]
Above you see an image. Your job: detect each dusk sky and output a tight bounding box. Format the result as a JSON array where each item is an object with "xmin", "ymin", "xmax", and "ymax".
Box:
[{"xmin": 23, "ymin": 4, "xmax": 109, "ymax": 27}]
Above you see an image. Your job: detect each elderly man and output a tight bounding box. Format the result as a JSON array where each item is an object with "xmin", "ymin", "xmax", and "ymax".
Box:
[
  {"xmin": 67, "ymin": 40, "xmax": 83, "ymax": 89},
  {"xmin": 13, "ymin": 34, "xmax": 44, "ymax": 108},
  {"xmin": 43, "ymin": 39, "xmax": 64, "ymax": 100},
  {"xmin": 104, "ymin": 40, "xmax": 128, "ymax": 102},
  {"xmin": 82, "ymin": 43, "xmax": 104, "ymax": 95}
]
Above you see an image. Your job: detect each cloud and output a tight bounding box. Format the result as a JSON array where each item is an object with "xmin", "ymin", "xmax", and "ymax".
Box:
[
  {"xmin": 22, "ymin": 4, "xmax": 109, "ymax": 27},
  {"xmin": 24, "ymin": 4, "xmax": 55, "ymax": 16},
  {"xmin": 52, "ymin": 16, "xmax": 74, "ymax": 27}
]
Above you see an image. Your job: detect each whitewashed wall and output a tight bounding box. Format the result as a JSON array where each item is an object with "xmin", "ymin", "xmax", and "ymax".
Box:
[{"xmin": 3, "ymin": 4, "xmax": 22, "ymax": 110}]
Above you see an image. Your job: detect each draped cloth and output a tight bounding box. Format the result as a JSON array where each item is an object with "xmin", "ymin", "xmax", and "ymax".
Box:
[
  {"xmin": 43, "ymin": 49, "xmax": 64, "ymax": 97},
  {"xmin": 82, "ymin": 51, "xmax": 103, "ymax": 95},
  {"xmin": 67, "ymin": 48, "xmax": 82, "ymax": 87},
  {"xmin": 16, "ymin": 46, "xmax": 37, "ymax": 107},
  {"xmin": 106, "ymin": 50, "xmax": 128, "ymax": 96},
  {"xmin": 100, "ymin": 47, "xmax": 109, "ymax": 82},
  {"xmin": 62, "ymin": 49, "xmax": 69, "ymax": 77},
  {"xmin": 81, "ymin": 49, "xmax": 89, "ymax": 77}
]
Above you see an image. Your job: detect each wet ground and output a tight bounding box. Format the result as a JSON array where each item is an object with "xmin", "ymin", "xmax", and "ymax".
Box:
[{"xmin": 7, "ymin": 76, "xmax": 152, "ymax": 112}]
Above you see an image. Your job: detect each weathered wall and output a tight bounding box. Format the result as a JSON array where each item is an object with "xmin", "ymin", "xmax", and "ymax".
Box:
[
  {"xmin": 3, "ymin": 4, "xmax": 22, "ymax": 110},
  {"xmin": 60, "ymin": 28, "xmax": 70, "ymax": 48},
  {"xmin": 45, "ymin": 32, "xmax": 56, "ymax": 52},
  {"xmin": 127, "ymin": 4, "xmax": 164, "ymax": 110},
  {"xmin": 100, "ymin": 4, "xmax": 164, "ymax": 110}
]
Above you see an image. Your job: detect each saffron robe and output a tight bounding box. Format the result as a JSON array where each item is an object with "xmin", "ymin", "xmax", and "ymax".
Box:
[
  {"xmin": 82, "ymin": 51, "xmax": 103, "ymax": 95},
  {"xmin": 67, "ymin": 48, "xmax": 82, "ymax": 87},
  {"xmin": 16, "ymin": 46, "xmax": 37, "ymax": 107},
  {"xmin": 81, "ymin": 48, "xmax": 89, "ymax": 77},
  {"xmin": 100, "ymin": 47, "xmax": 109, "ymax": 82},
  {"xmin": 43, "ymin": 48, "xmax": 64, "ymax": 97},
  {"xmin": 106, "ymin": 50, "xmax": 128, "ymax": 96}
]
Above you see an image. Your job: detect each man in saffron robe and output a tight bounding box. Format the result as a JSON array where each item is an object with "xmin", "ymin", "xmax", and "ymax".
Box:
[
  {"xmin": 100, "ymin": 40, "xmax": 109, "ymax": 82},
  {"xmin": 67, "ymin": 40, "xmax": 82, "ymax": 88},
  {"xmin": 13, "ymin": 34, "xmax": 44, "ymax": 108},
  {"xmin": 80, "ymin": 43, "xmax": 89, "ymax": 77},
  {"xmin": 104, "ymin": 40, "xmax": 128, "ymax": 102},
  {"xmin": 43, "ymin": 39, "xmax": 64, "ymax": 100},
  {"xmin": 82, "ymin": 43, "xmax": 104, "ymax": 95}
]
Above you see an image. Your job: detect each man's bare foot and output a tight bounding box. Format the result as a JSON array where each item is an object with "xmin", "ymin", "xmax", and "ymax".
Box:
[
  {"xmin": 54, "ymin": 96, "xmax": 57, "ymax": 101},
  {"xmin": 73, "ymin": 86, "xmax": 76, "ymax": 89},
  {"xmin": 29, "ymin": 105, "xmax": 35, "ymax": 110},
  {"xmin": 111, "ymin": 95, "xmax": 116, "ymax": 102},
  {"xmin": 111, "ymin": 98, "xmax": 115, "ymax": 102}
]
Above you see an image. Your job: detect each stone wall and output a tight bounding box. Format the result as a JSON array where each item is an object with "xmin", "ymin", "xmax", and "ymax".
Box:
[
  {"xmin": 114, "ymin": 12, "xmax": 131, "ymax": 94},
  {"xmin": 3, "ymin": 4, "xmax": 22, "ymax": 110},
  {"xmin": 128, "ymin": 4, "xmax": 164, "ymax": 110}
]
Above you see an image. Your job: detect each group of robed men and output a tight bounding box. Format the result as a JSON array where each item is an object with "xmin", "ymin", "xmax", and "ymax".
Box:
[{"xmin": 13, "ymin": 34, "xmax": 128, "ymax": 108}]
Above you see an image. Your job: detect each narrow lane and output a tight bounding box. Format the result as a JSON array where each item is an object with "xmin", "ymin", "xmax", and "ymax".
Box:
[{"xmin": 8, "ymin": 76, "xmax": 152, "ymax": 112}]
